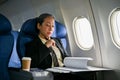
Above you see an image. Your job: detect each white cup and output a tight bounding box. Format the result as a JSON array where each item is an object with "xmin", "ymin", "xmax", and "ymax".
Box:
[{"xmin": 22, "ymin": 57, "xmax": 31, "ymax": 71}]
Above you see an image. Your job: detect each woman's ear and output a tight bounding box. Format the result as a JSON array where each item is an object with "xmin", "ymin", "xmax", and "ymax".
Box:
[{"xmin": 37, "ymin": 23, "xmax": 41, "ymax": 30}]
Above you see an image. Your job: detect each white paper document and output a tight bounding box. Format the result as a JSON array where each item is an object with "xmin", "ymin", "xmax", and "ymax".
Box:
[
  {"xmin": 46, "ymin": 57, "xmax": 111, "ymax": 73},
  {"xmin": 64, "ymin": 57, "xmax": 93, "ymax": 68}
]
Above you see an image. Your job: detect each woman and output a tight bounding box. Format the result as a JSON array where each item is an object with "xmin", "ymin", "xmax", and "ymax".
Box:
[{"xmin": 25, "ymin": 13, "xmax": 68, "ymax": 69}]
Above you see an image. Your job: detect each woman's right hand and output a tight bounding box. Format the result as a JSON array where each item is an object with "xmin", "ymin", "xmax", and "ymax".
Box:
[{"xmin": 45, "ymin": 39, "xmax": 55, "ymax": 48}]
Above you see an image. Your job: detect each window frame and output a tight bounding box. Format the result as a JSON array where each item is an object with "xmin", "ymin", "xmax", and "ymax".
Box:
[
  {"xmin": 109, "ymin": 8, "xmax": 120, "ymax": 48},
  {"xmin": 73, "ymin": 16, "xmax": 94, "ymax": 50}
]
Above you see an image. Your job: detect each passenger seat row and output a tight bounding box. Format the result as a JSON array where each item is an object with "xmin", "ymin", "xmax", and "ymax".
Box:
[{"xmin": 0, "ymin": 13, "xmax": 67, "ymax": 80}]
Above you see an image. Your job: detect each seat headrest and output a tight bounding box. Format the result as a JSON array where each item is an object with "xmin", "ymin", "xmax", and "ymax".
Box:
[
  {"xmin": 0, "ymin": 14, "xmax": 12, "ymax": 34},
  {"xmin": 52, "ymin": 21, "xmax": 67, "ymax": 38},
  {"xmin": 20, "ymin": 18, "xmax": 37, "ymax": 36},
  {"xmin": 20, "ymin": 18, "xmax": 66, "ymax": 38}
]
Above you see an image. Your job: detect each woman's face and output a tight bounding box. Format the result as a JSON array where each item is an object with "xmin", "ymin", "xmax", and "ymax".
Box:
[{"xmin": 37, "ymin": 16, "xmax": 55, "ymax": 39}]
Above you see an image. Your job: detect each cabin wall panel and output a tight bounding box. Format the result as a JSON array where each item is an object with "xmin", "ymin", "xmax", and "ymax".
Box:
[
  {"xmin": 60, "ymin": 0, "xmax": 102, "ymax": 67},
  {"xmin": 90, "ymin": 0, "xmax": 120, "ymax": 80}
]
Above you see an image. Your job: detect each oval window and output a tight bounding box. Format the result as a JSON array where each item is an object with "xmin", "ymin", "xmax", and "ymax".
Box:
[
  {"xmin": 73, "ymin": 16, "xmax": 94, "ymax": 50},
  {"xmin": 109, "ymin": 8, "xmax": 120, "ymax": 48}
]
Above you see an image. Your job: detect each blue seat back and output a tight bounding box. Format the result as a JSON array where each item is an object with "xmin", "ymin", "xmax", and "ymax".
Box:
[
  {"xmin": 17, "ymin": 18, "xmax": 37, "ymax": 60},
  {"xmin": 0, "ymin": 14, "xmax": 14, "ymax": 80},
  {"xmin": 17, "ymin": 18, "xmax": 67, "ymax": 60}
]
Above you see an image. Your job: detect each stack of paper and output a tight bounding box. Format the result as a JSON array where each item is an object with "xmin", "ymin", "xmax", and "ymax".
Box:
[{"xmin": 64, "ymin": 57, "xmax": 93, "ymax": 68}]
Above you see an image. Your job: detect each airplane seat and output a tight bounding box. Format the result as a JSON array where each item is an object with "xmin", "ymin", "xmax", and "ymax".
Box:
[
  {"xmin": 17, "ymin": 18, "xmax": 37, "ymax": 60},
  {"xmin": 8, "ymin": 18, "xmax": 37, "ymax": 80},
  {"xmin": 0, "ymin": 13, "xmax": 14, "ymax": 80}
]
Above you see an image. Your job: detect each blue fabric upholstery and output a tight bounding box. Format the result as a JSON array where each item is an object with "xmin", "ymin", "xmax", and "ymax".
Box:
[
  {"xmin": 0, "ymin": 14, "xmax": 11, "ymax": 34},
  {"xmin": 52, "ymin": 21, "xmax": 67, "ymax": 48},
  {"xmin": 52, "ymin": 21, "xmax": 67, "ymax": 38},
  {"xmin": 17, "ymin": 18, "xmax": 37, "ymax": 60},
  {"xmin": 0, "ymin": 14, "xmax": 14, "ymax": 80},
  {"xmin": 17, "ymin": 18, "xmax": 67, "ymax": 61},
  {"xmin": 8, "ymin": 31, "xmax": 21, "ymax": 68}
]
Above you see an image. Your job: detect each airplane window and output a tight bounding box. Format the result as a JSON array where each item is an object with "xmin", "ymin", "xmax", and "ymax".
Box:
[
  {"xmin": 110, "ymin": 8, "xmax": 120, "ymax": 48},
  {"xmin": 73, "ymin": 16, "xmax": 94, "ymax": 50}
]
